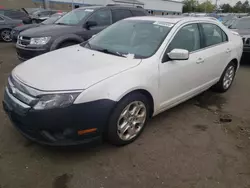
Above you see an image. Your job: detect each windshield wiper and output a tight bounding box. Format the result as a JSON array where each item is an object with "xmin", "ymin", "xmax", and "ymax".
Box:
[
  {"xmin": 56, "ymin": 22, "xmax": 67, "ymax": 25},
  {"xmin": 95, "ymin": 49, "xmax": 125, "ymax": 57}
]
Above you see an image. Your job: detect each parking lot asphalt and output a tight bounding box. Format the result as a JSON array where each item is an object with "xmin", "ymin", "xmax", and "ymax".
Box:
[{"xmin": 0, "ymin": 43, "xmax": 250, "ymax": 188}]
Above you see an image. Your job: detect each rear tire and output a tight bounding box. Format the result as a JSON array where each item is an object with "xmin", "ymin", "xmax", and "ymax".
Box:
[
  {"xmin": 1, "ymin": 29, "xmax": 12, "ymax": 42},
  {"xmin": 107, "ymin": 93, "xmax": 150, "ymax": 146},
  {"xmin": 212, "ymin": 61, "xmax": 236, "ymax": 93}
]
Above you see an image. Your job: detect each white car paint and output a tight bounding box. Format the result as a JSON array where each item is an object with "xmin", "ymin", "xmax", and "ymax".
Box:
[{"xmin": 12, "ymin": 16, "xmax": 243, "ymax": 116}]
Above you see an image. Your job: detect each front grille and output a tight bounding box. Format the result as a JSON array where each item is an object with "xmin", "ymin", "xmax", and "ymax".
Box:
[
  {"xmin": 7, "ymin": 76, "xmax": 38, "ymax": 106},
  {"xmin": 17, "ymin": 36, "xmax": 31, "ymax": 46}
]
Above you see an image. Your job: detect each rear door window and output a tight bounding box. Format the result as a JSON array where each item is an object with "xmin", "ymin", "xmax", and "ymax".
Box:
[
  {"xmin": 87, "ymin": 9, "xmax": 111, "ymax": 26},
  {"xmin": 200, "ymin": 23, "xmax": 226, "ymax": 47},
  {"xmin": 112, "ymin": 9, "xmax": 133, "ymax": 23}
]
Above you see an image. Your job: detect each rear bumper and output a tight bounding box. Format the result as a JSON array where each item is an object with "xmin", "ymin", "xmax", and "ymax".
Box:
[
  {"xmin": 2, "ymin": 88, "xmax": 116, "ymax": 146},
  {"xmin": 16, "ymin": 45, "xmax": 49, "ymax": 61}
]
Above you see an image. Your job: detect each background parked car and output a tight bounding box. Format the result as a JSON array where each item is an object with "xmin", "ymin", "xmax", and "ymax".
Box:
[
  {"xmin": 0, "ymin": 8, "xmax": 31, "ymax": 24},
  {"xmin": 16, "ymin": 6, "xmax": 148, "ymax": 61},
  {"xmin": 11, "ymin": 12, "xmax": 66, "ymax": 43},
  {"xmin": 0, "ymin": 14, "xmax": 23, "ymax": 42},
  {"xmin": 229, "ymin": 16, "xmax": 250, "ymax": 53},
  {"xmin": 30, "ymin": 9, "xmax": 61, "ymax": 23}
]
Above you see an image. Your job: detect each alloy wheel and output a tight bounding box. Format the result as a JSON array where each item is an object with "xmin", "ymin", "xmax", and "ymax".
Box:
[
  {"xmin": 1, "ymin": 30, "xmax": 12, "ymax": 42},
  {"xmin": 117, "ymin": 101, "xmax": 147, "ymax": 141},
  {"xmin": 223, "ymin": 65, "xmax": 235, "ymax": 90}
]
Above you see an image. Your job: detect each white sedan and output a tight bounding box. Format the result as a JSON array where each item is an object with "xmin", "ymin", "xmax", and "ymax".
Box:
[{"xmin": 3, "ymin": 16, "xmax": 243, "ymax": 146}]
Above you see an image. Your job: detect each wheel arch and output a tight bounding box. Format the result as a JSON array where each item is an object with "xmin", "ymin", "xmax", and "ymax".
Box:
[
  {"xmin": 231, "ymin": 58, "xmax": 239, "ymax": 69},
  {"xmin": 117, "ymin": 89, "xmax": 155, "ymax": 117},
  {"xmin": 50, "ymin": 34, "xmax": 84, "ymax": 51}
]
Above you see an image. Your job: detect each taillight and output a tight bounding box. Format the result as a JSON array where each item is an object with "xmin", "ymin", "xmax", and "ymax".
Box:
[
  {"xmin": 58, "ymin": 10, "xmax": 62, "ymax": 13},
  {"xmin": 17, "ymin": 23, "xmax": 23, "ymax": 27}
]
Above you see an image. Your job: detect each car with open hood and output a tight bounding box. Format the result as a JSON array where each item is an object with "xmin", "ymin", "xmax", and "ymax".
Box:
[{"xmin": 3, "ymin": 16, "xmax": 243, "ymax": 146}]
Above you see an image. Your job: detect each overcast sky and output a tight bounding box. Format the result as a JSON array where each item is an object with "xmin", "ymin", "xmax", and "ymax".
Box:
[{"xmin": 199, "ymin": 0, "xmax": 241, "ymax": 5}]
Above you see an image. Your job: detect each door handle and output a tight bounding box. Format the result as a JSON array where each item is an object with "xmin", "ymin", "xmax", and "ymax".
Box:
[
  {"xmin": 196, "ymin": 58, "xmax": 204, "ymax": 64},
  {"xmin": 226, "ymin": 48, "xmax": 231, "ymax": 53}
]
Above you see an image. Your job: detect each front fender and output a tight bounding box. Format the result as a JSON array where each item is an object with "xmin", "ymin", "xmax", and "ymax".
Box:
[
  {"xmin": 50, "ymin": 34, "xmax": 84, "ymax": 51},
  {"xmin": 74, "ymin": 62, "xmax": 159, "ymax": 112}
]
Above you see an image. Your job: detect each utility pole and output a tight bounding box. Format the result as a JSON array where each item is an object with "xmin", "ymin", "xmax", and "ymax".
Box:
[{"xmin": 43, "ymin": 0, "xmax": 50, "ymax": 9}]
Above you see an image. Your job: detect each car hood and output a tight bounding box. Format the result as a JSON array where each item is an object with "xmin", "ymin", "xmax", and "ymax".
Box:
[
  {"xmin": 231, "ymin": 29, "xmax": 250, "ymax": 37},
  {"xmin": 13, "ymin": 24, "xmax": 39, "ymax": 32},
  {"xmin": 12, "ymin": 45, "xmax": 141, "ymax": 91},
  {"xmin": 20, "ymin": 24, "xmax": 79, "ymax": 37}
]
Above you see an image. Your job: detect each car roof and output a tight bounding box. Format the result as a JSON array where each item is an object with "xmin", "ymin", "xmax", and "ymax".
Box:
[
  {"xmin": 126, "ymin": 16, "xmax": 219, "ymax": 24},
  {"xmin": 78, "ymin": 5, "xmax": 145, "ymax": 11}
]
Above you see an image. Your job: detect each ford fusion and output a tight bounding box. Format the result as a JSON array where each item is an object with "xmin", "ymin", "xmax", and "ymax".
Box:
[{"xmin": 3, "ymin": 17, "xmax": 243, "ymax": 146}]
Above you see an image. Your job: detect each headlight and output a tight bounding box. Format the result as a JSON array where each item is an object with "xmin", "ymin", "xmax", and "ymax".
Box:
[
  {"xmin": 33, "ymin": 93, "xmax": 80, "ymax": 110},
  {"xmin": 30, "ymin": 37, "xmax": 51, "ymax": 45}
]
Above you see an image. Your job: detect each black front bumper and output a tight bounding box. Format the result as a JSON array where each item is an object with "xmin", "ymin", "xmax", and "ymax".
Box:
[
  {"xmin": 3, "ymin": 89, "xmax": 116, "ymax": 146},
  {"xmin": 16, "ymin": 45, "xmax": 49, "ymax": 61}
]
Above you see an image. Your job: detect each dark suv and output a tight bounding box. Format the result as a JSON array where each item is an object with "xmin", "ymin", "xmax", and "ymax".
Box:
[
  {"xmin": 16, "ymin": 6, "xmax": 148, "ymax": 61},
  {"xmin": 229, "ymin": 16, "xmax": 250, "ymax": 53}
]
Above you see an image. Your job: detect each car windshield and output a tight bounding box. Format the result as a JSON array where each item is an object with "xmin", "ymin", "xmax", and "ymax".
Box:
[
  {"xmin": 55, "ymin": 9, "xmax": 93, "ymax": 25},
  {"xmin": 85, "ymin": 20, "xmax": 173, "ymax": 59},
  {"xmin": 230, "ymin": 18, "xmax": 250, "ymax": 29},
  {"xmin": 42, "ymin": 14, "xmax": 62, "ymax": 24}
]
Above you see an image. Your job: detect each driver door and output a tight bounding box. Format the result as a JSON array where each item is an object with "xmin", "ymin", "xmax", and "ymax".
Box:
[
  {"xmin": 82, "ymin": 9, "xmax": 112, "ymax": 41},
  {"xmin": 159, "ymin": 23, "xmax": 207, "ymax": 109}
]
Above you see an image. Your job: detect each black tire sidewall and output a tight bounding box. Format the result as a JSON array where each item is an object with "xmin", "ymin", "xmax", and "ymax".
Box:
[
  {"xmin": 107, "ymin": 93, "xmax": 150, "ymax": 146},
  {"xmin": 1, "ymin": 29, "xmax": 12, "ymax": 42}
]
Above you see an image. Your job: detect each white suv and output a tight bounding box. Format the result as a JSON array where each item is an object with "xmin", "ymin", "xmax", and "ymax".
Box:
[{"xmin": 3, "ymin": 16, "xmax": 243, "ymax": 146}]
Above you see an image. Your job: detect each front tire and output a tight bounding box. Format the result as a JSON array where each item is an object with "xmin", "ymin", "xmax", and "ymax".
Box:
[
  {"xmin": 213, "ymin": 61, "xmax": 236, "ymax": 92},
  {"xmin": 107, "ymin": 93, "xmax": 150, "ymax": 146},
  {"xmin": 1, "ymin": 29, "xmax": 12, "ymax": 42}
]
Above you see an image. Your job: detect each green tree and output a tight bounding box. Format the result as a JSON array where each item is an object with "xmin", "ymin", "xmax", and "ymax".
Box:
[
  {"xmin": 220, "ymin": 3, "xmax": 233, "ymax": 12},
  {"xmin": 233, "ymin": 1, "xmax": 243, "ymax": 12},
  {"xmin": 198, "ymin": 1, "xmax": 216, "ymax": 12},
  {"xmin": 182, "ymin": 0, "xmax": 199, "ymax": 12},
  {"xmin": 242, "ymin": 0, "xmax": 250, "ymax": 12}
]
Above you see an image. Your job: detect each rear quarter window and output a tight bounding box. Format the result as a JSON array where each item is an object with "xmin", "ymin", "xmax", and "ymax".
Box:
[
  {"xmin": 112, "ymin": 9, "xmax": 133, "ymax": 23},
  {"xmin": 131, "ymin": 10, "xmax": 146, "ymax": 16}
]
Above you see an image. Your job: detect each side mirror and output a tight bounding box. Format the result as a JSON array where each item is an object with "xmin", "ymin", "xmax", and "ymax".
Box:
[
  {"xmin": 84, "ymin": 21, "xmax": 97, "ymax": 29},
  {"xmin": 167, "ymin": 49, "xmax": 189, "ymax": 61}
]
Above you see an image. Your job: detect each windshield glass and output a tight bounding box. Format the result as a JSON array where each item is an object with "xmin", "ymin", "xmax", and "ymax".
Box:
[
  {"xmin": 86, "ymin": 20, "xmax": 173, "ymax": 59},
  {"xmin": 230, "ymin": 18, "xmax": 250, "ymax": 29},
  {"xmin": 42, "ymin": 14, "xmax": 62, "ymax": 24},
  {"xmin": 55, "ymin": 9, "xmax": 93, "ymax": 25}
]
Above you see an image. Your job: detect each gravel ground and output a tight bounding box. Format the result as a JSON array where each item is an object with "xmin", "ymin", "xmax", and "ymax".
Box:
[{"xmin": 0, "ymin": 43, "xmax": 250, "ymax": 188}]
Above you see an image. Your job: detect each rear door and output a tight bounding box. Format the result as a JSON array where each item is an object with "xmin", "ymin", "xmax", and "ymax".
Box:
[
  {"xmin": 83, "ymin": 8, "xmax": 112, "ymax": 40},
  {"xmin": 198, "ymin": 23, "xmax": 230, "ymax": 82},
  {"xmin": 111, "ymin": 9, "xmax": 133, "ymax": 23},
  {"xmin": 159, "ymin": 23, "xmax": 207, "ymax": 108}
]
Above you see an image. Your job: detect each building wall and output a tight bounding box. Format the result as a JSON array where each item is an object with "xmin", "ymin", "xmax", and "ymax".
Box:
[
  {"xmin": 1, "ymin": 0, "xmax": 42, "ymax": 9},
  {"xmin": 1, "ymin": 0, "xmax": 183, "ymax": 13}
]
